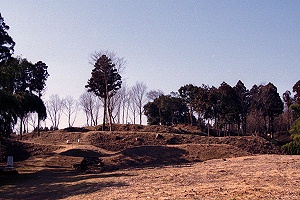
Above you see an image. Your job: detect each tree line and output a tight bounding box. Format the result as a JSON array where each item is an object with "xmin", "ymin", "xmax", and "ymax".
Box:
[
  {"xmin": 1, "ymin": 12, "xmax": 300, "ymax": 148},
  {"xmin": 43, "ymin": 78, "xmax": 300, "ymax": 140},
  {"xmin": 144, "ymin": 81, "xmax": 300, "ymax": 138}
]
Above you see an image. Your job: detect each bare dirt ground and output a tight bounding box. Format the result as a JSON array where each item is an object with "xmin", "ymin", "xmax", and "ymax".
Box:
[{"xmin": 0, "ymin": 125, "xmax": 299, "ymax": 199}]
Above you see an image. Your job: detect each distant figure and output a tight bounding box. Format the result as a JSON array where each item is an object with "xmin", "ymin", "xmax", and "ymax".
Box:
[
  {"xmin": 78, "ymin": 139, "xmax": 80, "ymax": 143},
  {"xmin": 66, "ymin": 140, "xmax": 70, "ymax": 144}
]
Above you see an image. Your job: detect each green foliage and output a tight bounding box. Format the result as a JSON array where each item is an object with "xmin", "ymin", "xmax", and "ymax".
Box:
[
  {"xmin": 144, "ymin": 94, "xmax": 189, "ymax": 125},
  {"xmin": 0, "ymin": 90, "xmax": 18, "ymax": 136},
  {"xmin": 234, "ymin": 80, "xmax": 250, "ymax": 135},
  {"xmin": 218, "ymin": 82, "xmax": 240, "ymax": 125},
  {"xmin": 249, "ymin": 83, "xmax": 283, "ymax": 136},
  {"xmin": 178, "ymin": 84, "xmax": 198, "ymax": 124},
  {"xmin": 282, "ymin": 117, "xmax": 300, "ymax": 154},
  {"xmin": 86, "ymin": 55, "xmax": 122, "ymax": 98},
  {"xmin": 0, "ymin": 58, "xmax": 49, "ymax": 135},
  {"xmin": 0, "ymin": 90, "xmax": 47, "ymax": 136},
  {"xmin": 29, "ymin": 61, "xmax": 50, "ymax": 96},
  {"xmin": 143, "ymin": 101, "xmax": 160, "ymax": 125},
  {"xmin": 282, "ymin": 140, "xmax": 300, "ymax": 155},
  {"xmin": 0, "ymin": 13, "xmax": 15, "ymax": 61},
  {"xmin": 290, "ymin": 117, "xmax": 300, "ymax": 140},
  {"xmin": 144, "ymin": 80, "xmax": 285, "ymax": 136},
  {"xmin": 0, "ymin": 57, "xmax": 33, "ymax": 92},
  {"xmin": 15, "ymin": 92, "xmax": 47, "ymax": 120}
]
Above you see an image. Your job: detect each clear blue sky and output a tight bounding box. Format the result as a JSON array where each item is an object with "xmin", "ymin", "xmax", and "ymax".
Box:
[{"xmin": 2, "ymin": 1, "xmax": 300, "ymax": 127}]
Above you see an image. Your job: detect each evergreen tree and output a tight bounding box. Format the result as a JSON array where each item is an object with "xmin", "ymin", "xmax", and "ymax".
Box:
[
  {"xmin": 144, "ymin": 94, "xmax": 189, "ymax": 125},
  {"xmin": 86, "ymin": 54, "xmax": 122, "ymax": 131},
  {"xmin": 0, "ymin": 13, "xmax": 15, "ymax": 61},
  {"xmin": 234, "ymin": 80, "xmax": 250, "ymax": 135}
]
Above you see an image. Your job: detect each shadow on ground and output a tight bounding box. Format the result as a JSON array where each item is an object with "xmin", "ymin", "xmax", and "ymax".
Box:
[
  {"xmin": 0, "ymin": 168, "xmax": 132, "ymax": 199},
  {"xmin": 59, "ymin": 149, "xmax": 109, "ymax": 157},
  {"xmin": 103, "ymin": 146, "xmax": 190, "ymax": 170}
]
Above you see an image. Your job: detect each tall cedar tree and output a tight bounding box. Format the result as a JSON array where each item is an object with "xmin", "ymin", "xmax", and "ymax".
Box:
[
  {"xmin": 250, "ymin": 83, "xmax": 283, "ymax": 137},
  {"xmin": 86, "ymin": 55, "xmax": 122, "ymax": 131},
  {"xmin": 0, "ymin": 14, "xmax": 16, "ymax": 136},
  {"xmin": 29, "ymin": 61, "xmax": 49, "ymax": 136},
  {"xmin": 178, "ymin": 84, "xmax": 198, "ymax": 125},
  {"xmin": 218, "ymin": 82, "xmax": 240, "ymax": 135},
  {"xmin": 234, "ymin": 80, "xmax": 250, "ymax": 135}
]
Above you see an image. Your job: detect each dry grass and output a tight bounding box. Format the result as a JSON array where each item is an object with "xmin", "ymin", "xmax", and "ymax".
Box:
[
  {"xmin": 61, "ymin": 155, "xmax": 300, "ymax": 200},
  {"xmin": 1, "ymin": 154, "xmax": 299, "ymax": 199},
  {"xmin": 0, "ymin": 128, "xmax": 298, "ymax": 199}
]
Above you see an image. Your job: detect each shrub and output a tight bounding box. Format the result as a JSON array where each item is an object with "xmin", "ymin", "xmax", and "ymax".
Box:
[
  {"xmin": 282, "ymin": 140, "xmax": 300, "ymax": 155},
  {"xmin": 282, "ymin": 118, "xmax": 300, "ymax": 154}
]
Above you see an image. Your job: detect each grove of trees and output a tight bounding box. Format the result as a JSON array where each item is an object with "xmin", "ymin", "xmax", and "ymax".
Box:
[
  {"xmin": 144, "ymin": 80, "xmax": 300, "ymax": 139},
  {"xmin": 0, "ymin": 13, "xmax": 49, "ymax": 139}
]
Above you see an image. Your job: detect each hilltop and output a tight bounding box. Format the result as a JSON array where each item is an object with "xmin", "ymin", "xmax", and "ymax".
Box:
[
  {"xmin": 1, "ymin": 124, "xmax": 300, "ymax": 199},
  {"xmin": 1, "ymin": 124, "xmax": 283, "ymax": 170}
]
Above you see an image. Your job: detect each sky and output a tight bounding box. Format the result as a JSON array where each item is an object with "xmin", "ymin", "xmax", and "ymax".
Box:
[{"xmin": 1, "ymin": 0, "xmax": 300, "ymax": 128}]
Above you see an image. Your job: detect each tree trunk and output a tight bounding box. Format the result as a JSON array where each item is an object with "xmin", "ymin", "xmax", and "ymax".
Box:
[
  {"xmin": 133, "ymin": 110, "xmax": 136, "ymax": 124},
  {"xmin": 20, "ymin": 117, "xmax": 23, "ymax": 140},
  {"xmin": 108, "ymin": 97, "xmax": 112, "ymax": 131},
  {"xmin": 102, "ymin": 96, "xmax": 107, "ymax": 131},
  {"xmin": 189, "ymin": 106, "xmax": 193, "ymax": 125},
  {"xmin": 24, "ymin": 119, "xmax": 27, "ymax": 134},
  {"xmin": 85, "ymin": 113, "xmax": 89, "ymax": 127},
  {"xmin": 37, "ymin": 93, "xmax": 41, "ymax": 136},
  {"xmin": 37, "ymin": 115, "xmax": 40, "ymax": 136},
  {"xmin": 243, "ymin": 116, "xmax": 247, "ymax": 135},
  {"xmin": 207, "ymin": 119, "xmax": 210, "ymax": 137},
  {"xmin": 270, "ymin": 115, "xmax": 275, "ymax": 139},
  {"xmin": 122, "ymin": 103, "xmax": 125, "ymax": 124},
  {"xmin": 287, "ymin": 109, "xmax": 291, "ymax": 131},
  {"xmin": 68, "ymin": 110, "xmax": 71, "ymax": 127},
  {"xmin": 139, "ymin": 108, "xmax": 142, "ymax": 125}
]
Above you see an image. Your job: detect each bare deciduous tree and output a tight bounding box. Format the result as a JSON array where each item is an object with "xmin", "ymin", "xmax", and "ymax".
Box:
[
  {"xmin": 27, "ymin": 112, "xmax": 38, "ymax": 131},
  {"xmin": 90, "ymin": 50, "xmax": 127, "ymax": 74},
  {"xmin": 79, "ymin": 91, "xmax": 102, "ymax": 126},
  {"xmin": 147, "ymin": 89, "xmax": 164, "ymax": 101},
  {"xmin": 127, "ymin": 90, "xmax": 138, "ymax": 124},
  {"xmin": 63, "ymin": 95, "xmax": 78, "ymax": 127},
  {"xmin": 131, "ymin": 82, "xmax": 148, "ymax": 124},
  {"xmin": 118, "ymin": 85, "xmax": 131, "ymax": 124},
  {"xmin": 108, "ymin": 89, "xmax": 123, "ymax": 124},
  {"xmin": 46, "ymin": 94, "xmax": 64, "ymax": 129}
]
